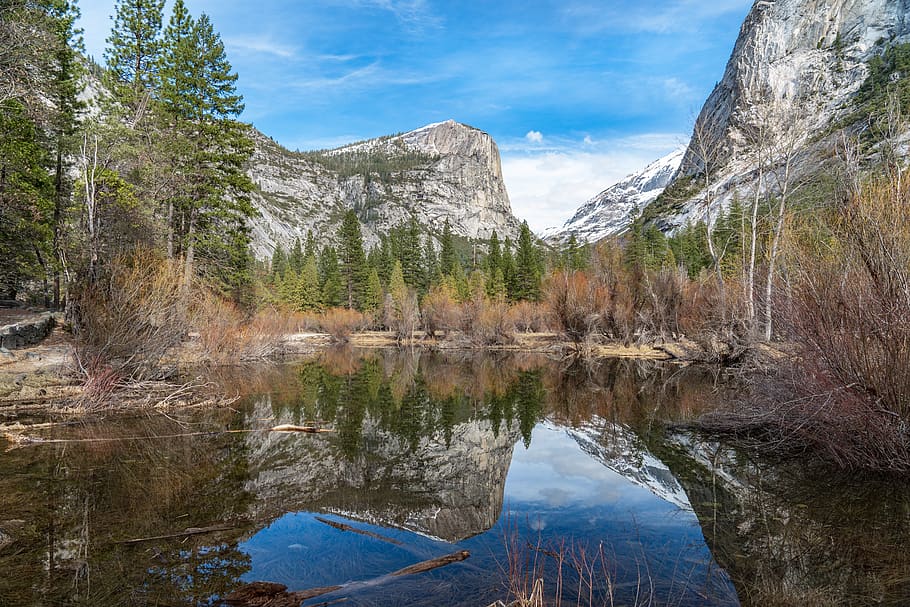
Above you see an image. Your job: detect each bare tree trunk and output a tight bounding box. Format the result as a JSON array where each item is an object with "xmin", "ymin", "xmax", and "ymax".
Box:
[
  {"xmin": 80, "ymin": 134, "xmax": 100, "ymax": 283},
  {"xmin": 166, "ymin": 200, "xmax": 174, "ymax": 259},
  {"xmin": 183, "ymin": 218, "xmax": 195, "ymax": 291}
]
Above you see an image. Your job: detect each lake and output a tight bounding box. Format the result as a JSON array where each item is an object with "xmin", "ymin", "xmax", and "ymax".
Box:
[{"xmin": 1, "ymin": 349, "xmax": 908, "ymax": 606}]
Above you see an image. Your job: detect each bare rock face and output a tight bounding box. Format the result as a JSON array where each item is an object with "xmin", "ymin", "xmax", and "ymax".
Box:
[
  {"xmin": 555, "ymin": 0, "xmax": 910, "ymax": 239},
  {"xmin": 247, "ymin": 120, "xmax": 521, "ymax": 258},
  {"xmin": 682, "ymin": 0, "xmax": 910, "ymax": 175}
]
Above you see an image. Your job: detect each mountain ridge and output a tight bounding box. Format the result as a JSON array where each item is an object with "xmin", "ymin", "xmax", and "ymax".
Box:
[{"xmin": 247, "ymin": 119, "xmax": 522, "ymax": 259}]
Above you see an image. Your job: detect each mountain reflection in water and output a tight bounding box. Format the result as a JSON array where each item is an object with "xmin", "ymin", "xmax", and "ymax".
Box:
[{"xmin": 3, "ymin": 349, "xmax": 905, "ymax": 606}]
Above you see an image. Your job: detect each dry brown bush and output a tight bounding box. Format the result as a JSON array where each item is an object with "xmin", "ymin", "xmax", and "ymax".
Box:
[
  {"xmin": 70, "ymin": 253, "xmax": 188, "ymax": 389},
  {"xmin": 545, "ymin": 271, "xmax": 608, "ymax": 343},
  {"xmin": 506, "ymin": 300, "xmax": 554, "ymax": 333},
  {"xmin": 318, "ymin": 307, "xmax": 366, "ymax": 343},
  {"xmin": 191, "ymin": 293, "xmax": 295, "ymax": 364},
  {"xmin": 702, "ymin": 176, "xmax": 910, "ymax": 471},
  {"xmin": 462, "ymin": 297, "xmax": 514, "ymax": 346},
  {"xmin": 421, "ymin": 284, "xmax": 461, "ymax": 339}
]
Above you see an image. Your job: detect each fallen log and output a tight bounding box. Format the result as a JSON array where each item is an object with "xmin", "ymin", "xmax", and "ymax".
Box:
[
  {"xmin": 389, "ymin": 550, "xmax": 471, "ymax": 576},
  {"xmin": 226, "ymin": 550, "xmax": 472, "ymax": 605},
  {"xmin": 116, "ymin": 524, "xmax": 236, "ymax": 544},
  {"xmin": 314, "ymin": 516, "xmax": 403, "ymax": 546},
  {"xmin": 270, "ymin": 424, "xmax": 333, "ymax": 433}
]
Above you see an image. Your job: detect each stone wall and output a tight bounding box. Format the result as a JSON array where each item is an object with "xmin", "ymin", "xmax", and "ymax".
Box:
[{"xmin": 0, "ymin": 312, "xmax": 57, "ymax": 350}]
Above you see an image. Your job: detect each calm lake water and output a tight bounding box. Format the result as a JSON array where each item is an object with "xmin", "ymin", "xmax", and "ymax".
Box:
[{"xmin": 2, "ymin": 349, "xmax": 909, "ymax": 606}]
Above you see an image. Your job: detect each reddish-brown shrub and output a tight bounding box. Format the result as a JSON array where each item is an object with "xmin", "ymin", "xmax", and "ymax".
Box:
[
  {"xmin": 318, "ymin": 307, "xmax": 366, "ymax": 343},
  {"xmin": 544, "ymin": 271, "xmax": 608, "ymax": 343},
  {"xmin": 421, "ymin": 284, "xmax": 461, "ymax": 339},
  {"xmin": 71, "ymin": 253, "xmax": 188, "ymax": 385},
  {"xmin": 506, "ymin": 300, "xmax": 554, "ymax": 333}
]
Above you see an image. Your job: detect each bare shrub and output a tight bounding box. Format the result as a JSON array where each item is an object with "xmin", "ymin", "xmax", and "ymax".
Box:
[
  {"xmin": 70, "ymin": 253, "xmax": 188, "ymax": 389},
  {"xmin": 191, "ymin": 294, "xmax": 294, "ymax": 364},
  {"xmin": 318, "ymin": 307, "xmax": 366, "ymax": 343},
  {"xmin": 703, "ymin": 176, "xmax": 910, "ymax": 471},
  {"xmin": 507, "ymin": 300, "xmax": 553, "ymax": 333},
  {"xmin": 421, "ymin": 284, "xmax": 461, "ymax": 339},
  {"xmin": 462, "ymin": 297, "xmax": 514, "ymax": 346},
  {"xmin": 545, "ymin": 271, "xmax": 609, "ymax": 344}
]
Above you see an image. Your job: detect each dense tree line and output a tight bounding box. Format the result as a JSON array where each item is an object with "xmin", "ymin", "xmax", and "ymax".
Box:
[
  {"xmin": 0, "ymin": 0, "xmax": 255, "ymax": 307},
  {"xmin": 266, "ymin": 212, "xmax": 555, "ymax": 315}
]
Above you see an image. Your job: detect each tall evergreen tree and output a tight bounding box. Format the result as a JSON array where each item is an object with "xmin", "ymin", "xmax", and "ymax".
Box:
[
  {"xmin": 486, "ymin": 230, "xmax": 502, "ymax": 276},
  {"xmin": 104, "ymin": 0, "xmax": 165, "ymax": 97},
  {"xmin": 501, "ymin": 237, "xmax": 516, "ymax": 298},
  {"xmin": 303, "ymin": 229, "xmax": 317, "ymax": 261},
  {"xmin": 424, "ymin": 236, "xmax": 439, "ymax": 286},
  {"xmin": 157, "ymin": 4, "xmax": 256, "ymax": 298},
  {"xmin": 270, "ymin": 243, "xmax": 288, "ymax": 280},
  {"xmin": 338, "ymin": 210, "xmax": 368, "ymax": 309},
  {"xmin": 513, "ymin": 221, "xmax": 541, "ymax": 300},
  {"xmin": 46, "ymin": 0, "xmax": 83, "ymax": 302},
  {"xmin": 289, "ymin": 236, "xmax": 304, "ymax": 273},
  {"xmin": 439, "ymin": 219, "xmax": 460, "ymax": 277},
  {"xmin": 318, "ymin": 245, "xmax": 343, "ymax": 307}
]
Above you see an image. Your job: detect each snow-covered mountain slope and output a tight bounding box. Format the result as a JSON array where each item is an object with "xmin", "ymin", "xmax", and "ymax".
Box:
[
  {"xmin": 247, "ymin": 119, "xmax": 522, "ymax": 258},
  {"xmin": 543, "ymin": 146, "xmax": 685, "ymax": 244},
  {"xmin": 562, "ymin": 418, "xmax": 692, "ymax": 511}
]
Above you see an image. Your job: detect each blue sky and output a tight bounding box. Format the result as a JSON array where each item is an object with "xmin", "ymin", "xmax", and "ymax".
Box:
[{"xmin": 78, "ymin": 0, "xmax": 753, "ymax": 231}]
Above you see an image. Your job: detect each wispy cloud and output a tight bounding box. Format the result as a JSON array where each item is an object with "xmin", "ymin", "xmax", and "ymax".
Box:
[
  {"xmin": 225, "ymin": 35, "xmax": 298, "ymax": 58},
  {"xmin": 563, "ymin": 0, "xmax": 751, "ymax": 35},
  {"xmin": 336, "ymin": 0, "xmax": 442, "ymax": 32},
  {"xmin": 525, "ymin": 130, "xmax": 543, "ymax": 143}
]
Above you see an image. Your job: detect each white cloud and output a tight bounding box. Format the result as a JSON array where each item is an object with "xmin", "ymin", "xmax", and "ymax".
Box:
[
  {"xmin": 583, "ymin": 135, "xmax": 594, "ymax": 145},
  {"xmin": 501, "ymin": 133, "xmax": 685, "ymax": 234},
  {"xmin": 525, "ymin": 130, "xmax": 544, "ymax": 143},
  {"xmin": 225, "ymin": 35, "xmax": 298, "ymax": 58}
]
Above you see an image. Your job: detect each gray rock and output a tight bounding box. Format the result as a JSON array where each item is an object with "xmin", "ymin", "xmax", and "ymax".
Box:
[
  {"xmin": 246, "ymin": 120, "xmax": 522, "ymax": 259},
  {"xmin": 0, "ymin": 312, "xmax": 56, "ymax": 350}
]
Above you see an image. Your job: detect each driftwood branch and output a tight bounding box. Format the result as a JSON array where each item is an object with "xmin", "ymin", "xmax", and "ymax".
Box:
[
  {"xmin": 222, "ymin": 551, "xmax": 472, "ymax": 606},
  {"xmin": 314, "ymin": 516, "xmax": 402, "ymax": 546},
  {"xmin": 116, "ymin": 524, "xmax": 237, "ymax": 545}
]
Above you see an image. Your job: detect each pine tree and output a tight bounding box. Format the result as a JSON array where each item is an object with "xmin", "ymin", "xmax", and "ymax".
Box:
[
  {"xmin": 513, "ymin": 221, "xmax": 541, "ymax": 300},
  {"xmin": 424, "ymin": 236, "xmax": 439, "ymax": 286},
  {"xmin": 401, "ymin": 216, "xmax": 424, "ymax": 290},
  {"xmin": 270, "ymin": 243, "xmax": 288, "ymax": 280},
  {"xmin": 486, "ymin": 230, "xmax": 502, "ymax": 277},
  {"xmin": 338, "ymin": 210, "xmax": 368, "ymax": 309},
  {"xmin": 104, "ymin": 0, "xmax": 165, "ymax": 98},
  {"xmin": 501, "ymin": 237, "xmax": 516, "ymax": 299},
  {"xmin": 157, "ymin": 3, "xmax": 255, "ymax": 299},
  {"xmin": 319, "ymin": 245, "xmax": 343, "ymax": 307},
  {"xmin": 304, "ymin": 229, "xmax": 317, "ymax": 261},
  {"xmin": 363, "ymin": 267, "xmax": 383, "ymax": 314},
  {"xmin": 439, "ymin": 219, "xmax": 460, "ymax": 277},
  {"xmin": 289, "ymin": 236, "xmax": 304, "ymax": 273},
  {"xmin": 46, "ymin": 0, "xmax": 83, "ymax": 302},
  {"xmin": 294, "ymin": 255, "xmax": 321, "ymax": 311},
  {"xmin": 0, "ymin": 100, "xmax": 54, "ymax": 301}
]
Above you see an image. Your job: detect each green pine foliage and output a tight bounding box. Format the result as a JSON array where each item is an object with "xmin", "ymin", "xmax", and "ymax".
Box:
[
  {"xmin": 104, "ymin": 0, "xmax": 164, "ymax": 96},
  {"xmin": 338, "ymin": 210, "xmax": 368, "ymax": 309}
]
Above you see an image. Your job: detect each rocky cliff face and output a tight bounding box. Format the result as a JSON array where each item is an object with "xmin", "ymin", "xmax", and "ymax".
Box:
[
  {"xmin": 682, "ymin": 0, "xmax": 910, "ymax": 175},
  {"xmin": 667, "ymin": 0, "xmax": 910, "ymax": 227},
  {"xmin": 247, "ymin": 120, "xmax": 521, "ymax": 258},
  {"xmin": 542, "ymin": 146, "xmax": 685, "ymax": 244},
  {"xmin": 242, "ymin": 396, "xmax": 521, "ymax": 542},
  {"xmin": 553, "ymin": 0, "xmax": 910, "ymax": 239}
]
